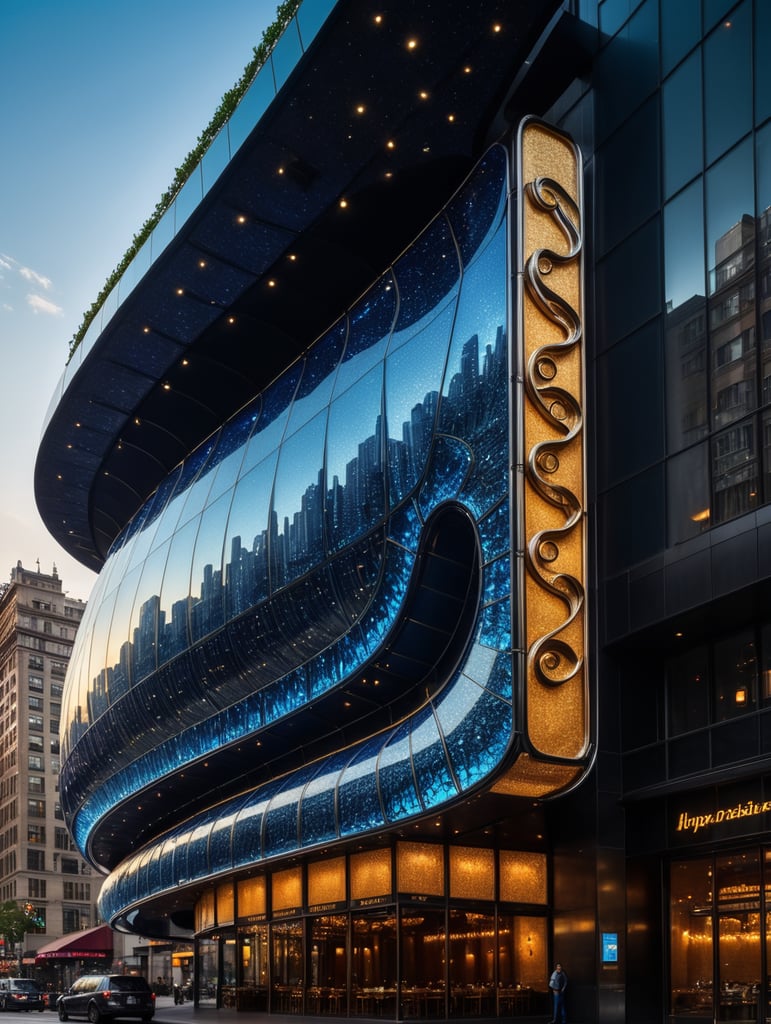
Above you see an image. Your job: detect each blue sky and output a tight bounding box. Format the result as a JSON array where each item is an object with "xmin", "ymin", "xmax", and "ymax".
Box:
[{"xmin": 0, "ymin": 0, "xmax": 280, "ymax": 600}]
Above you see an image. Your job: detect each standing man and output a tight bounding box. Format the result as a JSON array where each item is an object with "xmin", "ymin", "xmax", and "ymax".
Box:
[{"xmin": 548, "ymin": 962, "xmax": 568, "ymax": 1023}]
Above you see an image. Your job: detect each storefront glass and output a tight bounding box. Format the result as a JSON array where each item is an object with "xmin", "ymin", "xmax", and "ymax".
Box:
[
  {"xmin": 351, "ymin": 911, "xmax": 397, "ymax": 1017},
  {"xmin": 308, "ymin": 914, "xmax": 347, "ymax": 1014},
  {"xmin": 670, "ymin": 852, "xmax": 765, "ymax": 1021},
  {"xmin": 238, "ymin": 925, "xmax": 268, "ymax": 1010},
  {"xmin": 271, "ymin": 920, "xmax": 303, "ymax": 1013}
]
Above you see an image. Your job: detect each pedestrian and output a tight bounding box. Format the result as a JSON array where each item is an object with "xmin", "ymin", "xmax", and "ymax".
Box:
[{"xmin": 548, "ymin": 962, "xmax": 567, "ymax": 1023}]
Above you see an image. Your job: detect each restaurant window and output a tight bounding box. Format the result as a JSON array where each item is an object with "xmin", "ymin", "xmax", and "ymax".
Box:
[
  {"xmin": 670, "ymin": 858, "xmax": 713, "ymax": 1019},
  {"xmin": 308, "ymin": 914, "xmax": 347, "ymax": 1015},
  {"xmin": 496, "ymin": 915, "xmax": 547, "ymax": 1018},
  {"xmin": 399, "ymin": 906, "xmax": 445, "ymax": 1012},
  {"xmin": 271, "ymin": 920, "xmax": 303, "ymax": 1012},
  {"xmin": 351, "ymin": 912, "xmax": 397, "ymax": 1017}
]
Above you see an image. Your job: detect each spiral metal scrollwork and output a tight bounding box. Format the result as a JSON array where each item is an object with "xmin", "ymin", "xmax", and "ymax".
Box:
[{"xmin": 523, "ymin": 175, "xmax": 584, "ymax": 689}]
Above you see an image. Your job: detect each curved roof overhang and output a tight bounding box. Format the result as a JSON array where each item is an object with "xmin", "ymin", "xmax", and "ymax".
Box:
[{"xmin": 35, "ymin": 0, "xmax": 573, "ymax": 573}]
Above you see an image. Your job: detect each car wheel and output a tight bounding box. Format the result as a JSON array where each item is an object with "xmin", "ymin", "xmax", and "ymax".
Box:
[
  {"xmin": 57, "ymin": 1009, "xmax": 67, "ymax": 1023},
  {"xmin": 87, "ymin": 1006, "xmax": 100, "ymax": 1024}
]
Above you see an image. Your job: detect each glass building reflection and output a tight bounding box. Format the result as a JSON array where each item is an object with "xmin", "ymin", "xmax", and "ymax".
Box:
[{"xmin": 62, "ymin": 148, "xmax": 518, "ymax": 897}]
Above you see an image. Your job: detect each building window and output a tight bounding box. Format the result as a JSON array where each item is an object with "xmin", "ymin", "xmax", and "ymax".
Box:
[
  {"xmin": 27, "ymin": 800, "xmax": 45, "ymax": 819},
  {"xmin": 55, "ymin": 828, "xmax": 73, "ymax": 851},
  {"xmin": 50, "ymin": 682, "xmax": 63, "ymax": 699},
  {"xmin": 27, "ymin": 696, "xmax": 43, "ymax": 712},
  {"xmin": 27, "ymin": 825, "xmax": 45, "ymax": 845},
  {"xmin": 60, "ymin": 857, "xmax": 79, "ymax": 875},
  {"xmin": 28, "ymin": 676, "xmax": 43, "ymax": 693},
  {"xmin": 28, "ymin": 777, "xmax": 44, "ymax": 795},
  {"xmin": 27, "ymin": 849, "xmax": 44, "ymax": 872},
  {"xmin": 27, "ymin": 755, "xmax": 43, "ymax": 772},
  {"xmin": 28, "ymin": 715, "xmax": 43, "ymax": 732},
  {"xmin": 28, "ymin": 736, "xmax": 43, "ymax": 753},
  {"xmin": 28, "ymin": 879, "xmax": 46, "ymax": 900},
  {"xmin": 28, "ymin": 656, "xmax": 44, "ymax": 671},
  {"xmin": 62, "ymin": 882, "xmax": 90, "ymax": 901},
  {"xmin": 62, "ymin": 908, "xmax": 88, "ymax": 932}
]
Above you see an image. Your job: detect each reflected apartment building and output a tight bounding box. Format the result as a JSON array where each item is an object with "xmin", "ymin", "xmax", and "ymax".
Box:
[{"xmin": 34, "ymin": 2, "xmax": 771, "ymax": 1022}]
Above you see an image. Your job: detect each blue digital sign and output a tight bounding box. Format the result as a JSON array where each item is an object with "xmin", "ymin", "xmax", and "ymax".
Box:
[{"xmin": 602, "ymin": 932, "xmax": 618, "ymax": 963}]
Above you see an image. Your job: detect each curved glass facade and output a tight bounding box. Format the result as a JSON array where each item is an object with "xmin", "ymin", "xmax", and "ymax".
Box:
[{"xmin": 59, "ymin": 147, "xmax": 524, "ymax": 922}]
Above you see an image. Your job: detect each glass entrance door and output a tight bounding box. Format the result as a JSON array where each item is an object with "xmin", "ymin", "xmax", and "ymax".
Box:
[
  {"xmin": 670, "ymin": 851, "xmax": 763, "ymax": 1023},
  {"xmin": 715, "ymin": 852, "xmax": 760, "ymax": 1022}
]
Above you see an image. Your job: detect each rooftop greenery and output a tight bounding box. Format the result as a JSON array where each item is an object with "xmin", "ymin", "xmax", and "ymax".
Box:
[{"xmin": 68, "ymin": 0, "xmax": 301, "ymax": 362}]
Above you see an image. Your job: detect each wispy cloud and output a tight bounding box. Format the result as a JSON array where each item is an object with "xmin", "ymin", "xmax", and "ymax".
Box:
[
  {"xmin": 27, "ymin": 293, "xmax": 63, "ymax": 316},
  {"xmin": 20, "ymin": 266, "xmax": 52, "ymax": 290}
]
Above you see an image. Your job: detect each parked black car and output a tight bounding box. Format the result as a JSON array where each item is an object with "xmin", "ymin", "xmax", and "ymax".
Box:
[
  {"xmin": 0, "ymin": 980, "xmax": 45, "ymax": 1012},
  {"xmin": 56, "ymin": 977, "xmax": 154, "ymax": 1023}
]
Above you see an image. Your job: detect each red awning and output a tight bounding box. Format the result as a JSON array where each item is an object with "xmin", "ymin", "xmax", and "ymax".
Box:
[{"xmin": 35, "ymin": 924, "xmax": 114, "ymax": 961}]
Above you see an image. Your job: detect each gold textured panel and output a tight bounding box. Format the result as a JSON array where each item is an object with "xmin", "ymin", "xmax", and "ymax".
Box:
[
  {"xmin": 217, "ymin": 881, "xmax": 235, "ymax": 924},
  {"xmin": 491, "ymin": 751, "xmax": 582, "ymax": 798},
  {"xmin": 272, "ymin": 865, "xmax": 302, "ymax": 910},
  {"xmin": 449, "ymin": 846, "xmax": 495, "ymax": 900},
  {"xmin": 396, "ymin": 842, "xmax": 445, "ymax": 895},
  {"xmin": 499, "ymin": 850, "xmax": 547, "ymax": 904},
  {"xmin": 308, "ymin": 856, "xmax": 346, "ymax": 905},
  {"xmin": 238, "ymin": 876, "xmax": 266, "ymax": 917},
  {"xmin": 517, "ymin": 116, "xmax": 588, "ymax": 775},
  {"xmin": 196, "ymin": 890, "xmax": 215, "ymax": 932},
  {"xmin": 350, "ymin": 847, "xmax": 392, "ymax": 900}
]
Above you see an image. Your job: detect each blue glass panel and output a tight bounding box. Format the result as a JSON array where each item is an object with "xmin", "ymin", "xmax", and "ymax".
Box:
[
  {"xmin": 476, "ymin": 498, "xmax": 510, "ymax": 564},
  {"xmin": 208, "ymin": 803, "xmax": 242, "ymax": 876},
  {"xmin": 410, "ymin": 709, "xmax": 457, "ymax": 808},
  {"xmin": 387, "ymin": 501, "xmax": 423, "ymax": 551},
  {"xmin": 285, "ymin": 321, "xmax": 345, "ymax": 437},
  {"xmin": 128, "ymin": 539, "xmax": 171, "ymax": 685},
  {"xmin": 146, "ymin": 847, "xmax": 162, "ymax": 894},
  {"xmin": 263, "ymin": 668, "xmax": 308, "ymax": 724},
  {"xmin": 184, "ymin": 821, "xmax": 212, "ymax": 882},
  {"xmin": 482, "ymin": 554, "xmax": 510, "ymax": 606},
  {"xmin": 446, "ymin": 145, "xmax": 508, "ymax": 269},
  {"xmin": 326, "ymin": 365, "xmax": 385, "ymax": 550},
  {"xmin": 325, "ymin": 533, "xmax": 385, "ymax": 624},
  {"xmin": 378, "ymin": 722, "xmax": 422, "ymax": 822},
  {"xmin": 386, "ymin": 304, "xmax": 454, "ymax": 506},
  {"xmin": 704, "ymin": 1, "xmax": 752, "ymax": 165},
  {"xmin": 391, "ymin": 216, "xmax": 459, "ymax": 333},
  {"xmin": 223, "ymin": 452, "xmax": 278, "ymax": 619},
  {"xmin": 418, "ymin": 437, "xmax": 471, "ymax": 518},
  {"xmin": 270, "ymin": 410, "xmax": 327, "ymax": 588},
  {"xmin": 296, "ymin": 0, "xmax": 336, "ymax": 49},
  {"xmin": 103, "ymin": 564, "xmax": 143, "ymax": 703},
  {"xmin": 299, "ymin": 750, "xmax": 353, "ymax": 846},
  {"xmin": 151, "ymin": 206, "xmax": 175, "ymax": 260},
  {"xmin": 228, "ymin": 69, "xmax": 276, "ymax": 154},
  {"xmin": 201, "ymin": 127, "xmax": 231, "ymax": 194},
  {"xmin": 81, "ymin": 583, "xmax": 119, "ymax": 727},
  {"xmin": 205, "ymin": 397, "xmax": 261, "ymax": 504},
  {"xmin": 478, "ymin": 598, "xmax": 511, "ymax": 652},
  {"xmin": 461, "ymin": 642, "xmax": 501, "ymax": 690},
  {"xmin": 188, "ymin": 490, "xmax": 231, "ymax": 642},
  {"xmin": 662, "ymin": 51, "xmax": 703, "ymax": 198},
  {"xmin": 240, "ymin": 363, "xmax": 301, "ymax": 476},
  {"xmin": 231, "ymin": 787, "xmax": 276, "ymax": 867},
  {"xmin": 337, "ymin": 739, "xmax": 386, "ymax": 835},
  {"xmin": 156, "ymin": 519, "xmax": 197, "ymax": 666},
  {"xmin": 270, "ymin": 19, "xmax": 303, "ymax": 91},
  {"xmin": 174, "ymin": 165, "xmax": 203, "ymax": 234},
  {"xmin": 438, "ymin": 679, "xmax": 511, "ymax": 789},
  {"xmin": 331, "ymin": 274, "xmax": 395, "ymax": 399},
  {"xmin": 262, "ymin": 768, "xmax": 316, "ymax": 856}
]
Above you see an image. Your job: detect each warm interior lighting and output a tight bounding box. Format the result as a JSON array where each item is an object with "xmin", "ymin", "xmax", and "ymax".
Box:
[
  {"xmin": 690, "ymin": 508, "xmax": 710, "ymax": 523},
  {"xmin": 386, "ymin": 139, "xmax": 396, "ymax": 149},
  {"xmin": 735, "ymin": 687, "xmax": 747, "ymax": 705},
  {"xmin": 492, "ymin": 23, "xmax": 502, "ymax": 32},
  {"xmin": 355, "ymin": 104, "xmax": 366, "ymax": 114},
  {"xmin": 339, "ymin": 198, "xmax": 348, "ymax": 208},
  {"xmin": 373, "ymin": 14, "xmax": 382, "ymax": 24},
  {"xmin": 447, "ymin": 113, "xmax": 456, "ymax": 122},
  {"xmin": 406, "ymin": 37, "xmax": 418, "ymax": 49},
  {"xmin": 418, "ymin": 90, "xmax": 429, "ymax": 100}
]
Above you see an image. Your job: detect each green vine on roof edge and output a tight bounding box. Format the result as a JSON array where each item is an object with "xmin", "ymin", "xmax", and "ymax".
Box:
[{"xmin": 67, "ymin": 0, "xmax": 301, "ymax": 363}]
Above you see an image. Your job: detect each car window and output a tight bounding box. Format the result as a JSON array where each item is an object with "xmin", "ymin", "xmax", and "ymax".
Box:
[
  {"xmin": 12, "ymin": 982, "xmax": 40, "ymax": 993},
  {"xmin": 109, "ymin": 978, "xmax": 150, "ymax": 992}
]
